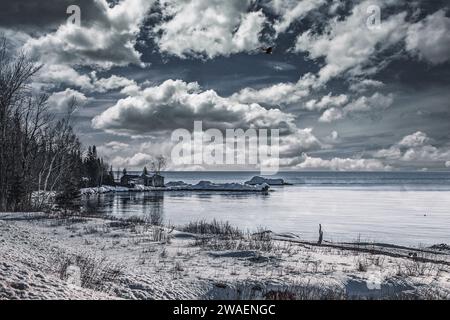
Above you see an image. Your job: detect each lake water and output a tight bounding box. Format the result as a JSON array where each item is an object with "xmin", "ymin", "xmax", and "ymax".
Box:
[{"xmin": 82, "ymin": 171, "xmax": 450, "ymax": 246}]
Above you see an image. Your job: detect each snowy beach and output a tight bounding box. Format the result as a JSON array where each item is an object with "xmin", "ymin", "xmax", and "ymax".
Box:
[
  {"xmin": 1, "ymin": 212, "xmax": 450, "ymax": 300},
  {"xmin": 2, "ymin": 172, "xmax": 450, "ymax": 300}
]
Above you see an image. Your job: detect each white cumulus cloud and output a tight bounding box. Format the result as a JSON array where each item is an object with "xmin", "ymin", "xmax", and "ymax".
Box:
[
  {"xmin": 406, "ymin": 10, "xmax": 450, "ymax": 65},
  {"xmin": 231, "ymin": 73, "xmax": 317, "ymax": 106},
  {"xmin": 23, "ymin": 0, "xmax": 155, "ymax": 69},
  {"xmin": 374, "ymin": 131, "xmax": 450, "ymax": 165},
  {"xmin": 296, "ymin": 155, "xmax": 390, "ymax": 171},
  {"xmin": 305, "ymin": 93, "xmax": 348, "ymax": 111},
  {"xmin": 294, "ymin": 0, "xmax": 407, "ymax": 83},
  {"xmin": 266, "ymin": 0, "xmax": 326, "ymax": 35},
  {"xmin": 92, "ymin": 79, "xmax": 301, "ymax": 135},
  {"xmin": 319, "ymin": 92, "xmax": 394, "ymax": 122},
  {"xmin": 154, "ymin": 0, "xmax": 267, "ymax": 59},
  {"xmin": 47, "ymin": 88, "xmax": 88, "ymax": 112}
]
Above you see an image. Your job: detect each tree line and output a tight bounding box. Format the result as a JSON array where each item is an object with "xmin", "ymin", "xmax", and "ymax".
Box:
[
  {"xmin": 0, "ymin": 39, "xmax": 114, "ymax": 212},
  {"xmin": 0, "ymin": 38, "xmax": 169, "ymax": 213}
]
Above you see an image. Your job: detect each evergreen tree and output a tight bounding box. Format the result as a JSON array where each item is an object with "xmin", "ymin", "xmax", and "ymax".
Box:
[
  {"xmin": 55, "ymin": 176, "xmax": 81, "ymax": 214},
  {"xmin": 143, "ymin": 166, "xmax": 148, "ymax": 175},
  {"xmin": 104, "ymin": 165, "xmax": 115, "ymax": 185},
  {"xmin": 55, "ymin": 158, "xmax": 81, "ymax": 215},
  {"xmin": 84, "ymin": 145, "xmax": 101, "ymax": 187}
]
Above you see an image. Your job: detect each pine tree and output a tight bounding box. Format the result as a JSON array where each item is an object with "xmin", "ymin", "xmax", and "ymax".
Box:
[
  {"xmin": 92, "ymin": 145, "xmax": 98, "ymax": 159},
  {"xmin": 85, "ymin": 145, "xmax": 101, "ymax": 187},
  {"xmin": 103, "ymin": 165, "xmax": 115, "ymax": 186},
  {"xmin": 55, "ymin": 170, "xmax": 81, "ymax": 215},
  {"xmin": 143, "ymin": 166, "xmax": 148, "ymax": 175}
]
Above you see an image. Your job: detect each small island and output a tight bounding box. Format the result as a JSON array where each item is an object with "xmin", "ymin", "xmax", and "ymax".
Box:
[{"xmin": 245, "ymin": 176, "xmax": 292, "ymax": 186}]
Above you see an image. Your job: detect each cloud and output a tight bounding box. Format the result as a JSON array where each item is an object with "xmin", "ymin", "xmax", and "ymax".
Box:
[
  {"xmin": 374, "ymin": 131, "xmax": 450, "ymax": 164},
  {"xmin": 296, "ymin": 155, "xmax": 390, "ymax": 171},
  {"xmin": 265, "ymin": 0, "xmax": 326, "ymax": 34},
  {"xmin": 319, "ymin": 107, "xmax": 344, "ymax": 123},
  {"xmin": 294, "ymin": 0, "xmax": 407, "ymax": 83},
  {"xmin": 373, "ymin": 146, "xmax": 402, "ymax": 160},
  {"xmin": 406, "ymin": 10, "xmax": 450, "ymax": 65},
  {"xmin": 264, "ymin": 61, "xmax": 297, "ymax": 71},
  {"xmin": 154, "ymin": 0, "xmax": 267, "ymax": 59},
  {"xmin": 91, "ymin": 74, "xmax": 138, "ymax": 93},
  {"xmin": 92, "ymin": 79, "xmax": 323, "ymax": 165},
  {"xmin": 401, "ymin": 145, "xmax": 450, "ymax": 162},
  {"xmin": 34, "ymin": 65, "xmax": 139, "ymax": 94},
  {"xmin": 92, "ymin": 79, "xmax": 298, "ymax": 135},
  {"xmin": 446, "ymin": 161, "xmax": 450, "ymax": 168},
  {"xmin": 277, "ymin": 128, "xmax": 321, "ymax": 158},
  {"xmin": 305, "ymin": 93, "xmax": 348, "ymax": 111},
  {"xmin": 349, "ymin": 79, "xmax": 384, "ymax": 93},
  {"xmin": 329, "ymin": 130, "xmax": 339, "ymax": 142},
  {"xmin": 22, "ymin": 0, "xmax": 155, "ymax": 69},
  {"xmin": 319, "ymin": 92, "xmax": 394, "ymax": 122},
  {"xmin": 36, "ymin": 64, "xmax": 93, "ymax": 91},
  {"xmin": 398, "ymin": 131, "xmax": 429, "ymax": 148},
  {"xmin": 112, "ymin": 152, "xmax": 154, "ymax": 168},
  {"xmin": 105, "ymin": 141, "xmax": 130, "ymax": 150},
  {"xmin": 231, "ymin": 73, "xmax": 317, "ymax": 106},
  {"xmin": 0, "ymin": 0, "xmax": 111, "ymax": 31},
  {"xmin": 47, "ymin": 89, "xmax": 88, "ymax": 112},
  {"xmin": 343, "ymin": 92, "xmax": 393, "ymax": 113}
]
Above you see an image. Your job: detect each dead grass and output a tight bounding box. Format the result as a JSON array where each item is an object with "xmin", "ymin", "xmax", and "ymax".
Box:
[
  {"xmin": 181, "ymin": 219, "xmax": 243, "ymax": 238},
  {"xmin": 54, "ymin": 250, "xmax": 124, "ymax": 292}
]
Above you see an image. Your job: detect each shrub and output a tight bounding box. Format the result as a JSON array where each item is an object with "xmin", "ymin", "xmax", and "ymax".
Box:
[
  {"xmin": 55, "ymin": 251, "xmax": 123, "ymax": 292},
  {"xmin": 181, "ymin": 219, "xmax": 242, "ymax": 238}
]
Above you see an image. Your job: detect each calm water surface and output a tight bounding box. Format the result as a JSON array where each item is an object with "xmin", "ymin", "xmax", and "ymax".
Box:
[{"xmin": 82, "ymin": 172, "xmax": 450, "ymax": 246}]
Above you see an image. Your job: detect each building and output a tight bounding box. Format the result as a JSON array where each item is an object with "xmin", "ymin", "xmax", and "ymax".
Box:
[
  {"xmin": 121, "ymin": 173, "xmax": 165, "ymax": 188},
  {"xmin": 120, "ymin": 174, "xmax": 140, "ymax": 187},
  {"xmin": 138, "ymin": 174, "xmax": 165, "ymax": 187}
]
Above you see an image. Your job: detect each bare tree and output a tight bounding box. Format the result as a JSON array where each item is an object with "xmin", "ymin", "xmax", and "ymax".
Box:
[
  {"xmin": 0, "ymin": 37, "xmax": 81, "ymax": 211},
  {"xmin": 34, "ymin": 100, "xmax": 81, "ymax": 208},
  {"xmin": 151, "ymin": 155, "xmax": 167, "ymax": 175},
  {"xmin": 0, "ymin": 37, "xmax": 42, "ymax": 210}
]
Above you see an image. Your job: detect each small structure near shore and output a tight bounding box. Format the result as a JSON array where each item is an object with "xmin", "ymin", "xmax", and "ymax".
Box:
[
  {"xmin": 120, "ymin": 173, "xmax": 165, "ymax": 188},
  {"xmin": 138, "ymin": 173, "xmax": 165, "ymax": 187}
]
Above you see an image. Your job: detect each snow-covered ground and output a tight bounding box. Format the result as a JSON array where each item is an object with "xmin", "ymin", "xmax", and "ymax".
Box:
[{"xmin": 1, "ymin": 212, "xmax": 449, "ymax": 300}]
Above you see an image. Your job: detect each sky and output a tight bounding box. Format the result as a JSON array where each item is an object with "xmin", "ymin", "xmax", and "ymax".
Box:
[{"xmin": 1, "ymin": 0, "xmax": 450, "ymax": 171}]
